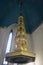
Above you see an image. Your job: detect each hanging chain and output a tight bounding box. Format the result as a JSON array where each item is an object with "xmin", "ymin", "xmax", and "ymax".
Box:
[{"xmin": 18, "ymin": 0, "xmax": 23, "ymax": 15}]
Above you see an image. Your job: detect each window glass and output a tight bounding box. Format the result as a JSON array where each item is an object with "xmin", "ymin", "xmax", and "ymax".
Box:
[{"xmin": 3, "ymin": 32, "xmax": 13, "ymax": 65}]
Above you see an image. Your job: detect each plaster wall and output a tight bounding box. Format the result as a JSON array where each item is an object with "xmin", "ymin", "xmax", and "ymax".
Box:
[
  {"xmin": 32, "ymin": 23, "xmax": 43, "ymax": 65},
  {"xmin": 0, "ymin": 23, "xmax": 43, "ymax": 65},
  {"xmin": 0, "ymin": 24, "xmax": 17, "ymax": 65},
  {"xmin": 0, "ymin": 24, "xmax": 33, "ymax": 65}
]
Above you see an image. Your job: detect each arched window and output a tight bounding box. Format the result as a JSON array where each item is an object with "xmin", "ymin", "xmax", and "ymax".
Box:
[{"xmin": 3, "ymin": 31, "xmax": 13, "ymax": 65}]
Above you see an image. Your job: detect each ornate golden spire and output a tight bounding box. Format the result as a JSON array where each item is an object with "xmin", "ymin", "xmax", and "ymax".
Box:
[
  {"xmin": 14, "ymin": 16, "xmax": 27, "ymax": 52},
  {"xmin": 6, "ymin": 16, "xmax": 35, "ymax": 63},
  {"xmin": 6, "ymin": 0, "xmax": 36, "ymax": 64}
]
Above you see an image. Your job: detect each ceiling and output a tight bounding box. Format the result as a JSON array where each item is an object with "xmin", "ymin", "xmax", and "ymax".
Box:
[{"xmin": 0, "ymin": 0, "xmax": 43, "ymax": 33}]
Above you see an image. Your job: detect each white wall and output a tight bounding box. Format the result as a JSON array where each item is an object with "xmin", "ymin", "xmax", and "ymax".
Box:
[
  {"xmin": 0, "ymin": 23, "xmax": 33, "ymax": 65},
  {"xmin": 0, "ymin": 23, "xmax": 17, "ymax": 65},
  {"xmin": 0, "ymin": 27, "xmax": 7, "ymax": 65},
  {"xmin": 0, "ymin": 23, "xmax": 43, "ymax": 65},
  {"xmin": 32, "ymin": 23, "xmax": 43, "ymax": 65}
]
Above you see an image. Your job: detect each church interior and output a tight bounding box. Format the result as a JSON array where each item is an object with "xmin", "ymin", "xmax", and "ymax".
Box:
[{"xmin": 0, "ymin": 0, "xmax": 43, "ymax": 65}]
